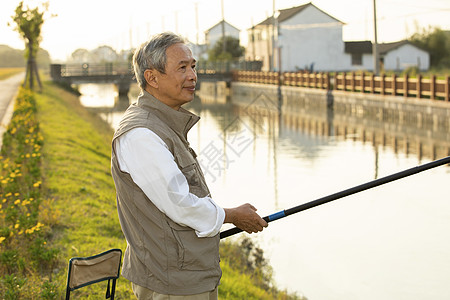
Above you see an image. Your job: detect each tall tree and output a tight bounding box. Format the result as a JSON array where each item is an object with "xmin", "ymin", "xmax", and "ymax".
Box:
[
  {"xmin": 409, "ymin": 26, "xmax": 450, "ymax": 69},
  {"xmin": 208, "ymin": 36, "xmax": 245, "ymax": 61},
  {"xmin": 9, "ymin": 1, "xmax": 49, "ymax": 91}
]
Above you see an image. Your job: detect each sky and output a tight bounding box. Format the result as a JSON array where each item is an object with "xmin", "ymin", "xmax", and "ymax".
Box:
[{"xmin": 1, "ymin": 0, "xmax": 449, "ymax": 62}]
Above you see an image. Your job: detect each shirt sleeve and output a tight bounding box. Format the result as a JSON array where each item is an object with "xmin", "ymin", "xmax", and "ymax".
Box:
[{"xmin": 114, "ymin": 127, "xmax": 225, "ymax": 237}]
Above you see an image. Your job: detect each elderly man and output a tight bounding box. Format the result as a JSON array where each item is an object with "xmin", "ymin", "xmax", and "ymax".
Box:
[{"xmin": 111, "ymin": 32, "xmax": 267, "ymax": 299}]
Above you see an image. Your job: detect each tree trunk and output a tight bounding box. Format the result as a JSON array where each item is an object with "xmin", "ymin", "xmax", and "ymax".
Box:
[
  {"xmin": 23, "ymin": 60, "xmax": 30, "ymax": 88},
  {"xmin": 33, "ymin": 59, "xmax": 42, "ymax": 91},
  {"xmin": 27, "ymin": 42, "xmax": 35, "ymax": 90}
]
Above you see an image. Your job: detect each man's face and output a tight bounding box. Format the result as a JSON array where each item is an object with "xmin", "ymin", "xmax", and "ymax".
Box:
[{"xmin": 149, "ymin": 43, "xmax": 197, "ymax": 110}]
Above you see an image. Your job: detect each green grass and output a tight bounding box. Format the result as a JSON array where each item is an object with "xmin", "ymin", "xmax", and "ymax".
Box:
[
  {"xmin": 0, "ymin": 78, "xmax": 302, "ymax": 299},
  {"xmin": 27, "ymin": 82, "xmax": 302, "ymax": 299},
  {"xmin": 34, "ymin": 82, "xmax": 130, "ymax": 298}
]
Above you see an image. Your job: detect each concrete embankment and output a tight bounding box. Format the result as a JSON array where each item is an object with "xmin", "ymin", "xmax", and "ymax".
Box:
[
  {"xmin": 229, "ymin": 81, "xmax": 450, "ymax": 130},
  {"xmin": 198, "ymin": 80, "xmax": 450, "ymax": 160}
]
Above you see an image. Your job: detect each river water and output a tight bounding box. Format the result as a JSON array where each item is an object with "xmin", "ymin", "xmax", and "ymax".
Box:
[{"xmin": 79, "ymin": 83, "xmax": 450, "ymax": 300}]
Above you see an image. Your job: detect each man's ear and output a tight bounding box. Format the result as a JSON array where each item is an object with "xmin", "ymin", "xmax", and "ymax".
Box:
[{"xmin": 144, "ymin": 69, "xmax": 158, "ymax": 88}]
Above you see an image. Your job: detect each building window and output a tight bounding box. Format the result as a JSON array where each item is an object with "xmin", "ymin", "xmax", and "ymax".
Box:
[{"xmin": 351, "ymin": 53, "xmax": 362, "ymax": 65}]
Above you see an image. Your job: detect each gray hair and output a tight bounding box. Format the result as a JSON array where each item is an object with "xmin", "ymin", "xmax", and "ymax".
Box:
[{"xmin": 132, "ymin": 32, "xmax": 187, "ymax": 90}]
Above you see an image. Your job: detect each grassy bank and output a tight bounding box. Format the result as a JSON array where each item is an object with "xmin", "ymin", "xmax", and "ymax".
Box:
[{"xmin": 0, "ymin": 81, "xmax": 302, "ymax": 299}]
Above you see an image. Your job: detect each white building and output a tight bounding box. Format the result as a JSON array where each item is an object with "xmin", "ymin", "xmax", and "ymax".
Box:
[
  {"xmin": 379, "ymin": 40, "xmax": 430, "ymax": 71},
  {"xmin": 343, "ymin": 41, "xmax": 373, "ymax": 71},
  {"xmin": 205, "ymin": 20, "xmax": 240, "ymax": 49},
  {"xmin": 246, "ymin": 2, "xmax": 430, "ymax": 72},
  {"xmin": 247, "ymin": 2, "xmax": 347, "ymax": 72},
  {"xmin": 344, "ymin": 40, "xmax": 430, "ymax": 72}
]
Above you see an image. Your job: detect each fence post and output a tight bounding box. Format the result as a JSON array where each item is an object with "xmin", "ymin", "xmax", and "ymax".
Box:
[
  {"xmin": 392, "ymin": 73, "xmax": 397, "ymax": 96},
  {"xmin": 370, "ymin": 73, "xmax": 375, "ymax": 94},
  {"xmin": 381, "ymin": 73, "xmax": 385, "ymax": 95},
  {"xmin": 342, "ymin": 72, "xmax": 347, "ymax": 91},
  {"xmin": 404, "ymin": 74, "xmax": 409, "ymax": 98},
  {"xmin": 417, "ymin": 74, "xmax": 422, "ymax": 99},
  {"xmin": 430, "ymin": 75, "xmax": 436, "ymax": 100},
  {"xmin": 360, "ymin": 72, "xmax": 365, "ymax": 93},
  {"xmin": 445, "ymin": 75, "xmax": 449, "ymax": 102},
  {"xmin": 326, "ymin": 72, "xmax": 331, "ymax": 90},
  {"xmin": 351, "ymin": 72, "xmax": 355, "ymax": 91}
]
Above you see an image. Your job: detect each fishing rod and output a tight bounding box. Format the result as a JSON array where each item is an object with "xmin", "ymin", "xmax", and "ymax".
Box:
[{"xmin": 220, "ymin": 156, "xmax": 450, "ymax": 239}]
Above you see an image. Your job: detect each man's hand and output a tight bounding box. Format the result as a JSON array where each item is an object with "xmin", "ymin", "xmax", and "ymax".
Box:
[{"xmin": 224, "ymin": 204, "xmax": 268, "ymax": 234}]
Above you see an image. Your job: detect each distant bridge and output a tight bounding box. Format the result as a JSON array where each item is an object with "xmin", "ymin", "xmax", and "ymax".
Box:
[{"xmin": 50, "ymin": 63, "xmax": 233, "ymax": 95}]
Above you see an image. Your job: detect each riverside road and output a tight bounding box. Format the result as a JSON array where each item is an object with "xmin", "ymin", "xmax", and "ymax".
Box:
[{"xmin": 0, "ymin": 72, "xmax": 24, "ymax": 147}]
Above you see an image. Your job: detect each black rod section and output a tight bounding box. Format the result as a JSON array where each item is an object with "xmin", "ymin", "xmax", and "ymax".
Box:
[{"xmin": 220, "ymin": 156, "xmax": 450, "ymax": 239}]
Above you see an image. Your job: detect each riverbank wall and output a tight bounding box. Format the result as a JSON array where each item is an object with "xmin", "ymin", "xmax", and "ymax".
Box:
[
  {"xmin": 197, "ymin": 81, "xmax": 450, "ymax": 161},
  {"xmin": 229, "ymin": 81, "xmax": 450, "ymax": 130}
]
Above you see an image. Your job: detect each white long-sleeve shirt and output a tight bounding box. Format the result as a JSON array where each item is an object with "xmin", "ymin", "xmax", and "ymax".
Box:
[{"xmin": 114, "ymin": 127, "xmax": 225, "ymax": 238}]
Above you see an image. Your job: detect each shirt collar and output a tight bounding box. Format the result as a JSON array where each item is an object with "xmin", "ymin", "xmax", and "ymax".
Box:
[{"xmin": 136, "ymin": 90, "xmax": 200, "ymax": 140}]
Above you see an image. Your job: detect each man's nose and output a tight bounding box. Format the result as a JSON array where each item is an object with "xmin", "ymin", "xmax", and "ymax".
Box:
[{"xmin": 188, "ymin": 67, "xmax": 197, "ymax": 81}]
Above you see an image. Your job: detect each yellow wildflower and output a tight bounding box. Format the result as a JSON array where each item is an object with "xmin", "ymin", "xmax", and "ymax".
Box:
[
  {"xmin": 14, "ymin": 199, "xmax": 20, "ymax": 205},
  {"xmin": 0, "ymin": 237, "xmax": 5, "ymax": 244}
]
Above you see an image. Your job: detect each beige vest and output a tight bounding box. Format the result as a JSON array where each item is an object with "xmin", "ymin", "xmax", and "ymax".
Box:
[{"xmin": 111, "ymin": 91, "xmax": 221, "ymax": 295}]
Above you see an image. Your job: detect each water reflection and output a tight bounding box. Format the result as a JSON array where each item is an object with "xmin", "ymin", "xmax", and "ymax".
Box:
[
  {"xmin": 79, "ymin": 83, "xmax": 450, "ymax": 300},
  {"xmin": 87, "ymin": 83, "xmax": 450, "ymax": 166}
]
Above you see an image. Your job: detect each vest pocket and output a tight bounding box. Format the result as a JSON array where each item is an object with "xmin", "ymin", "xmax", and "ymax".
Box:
[
  {"xmin": 168, "ymin": 221, "xmax": 219, "ymax": 271},
  {"xmin": 176, "ymin": 152, "xmax": 200, "ymax": 187}
]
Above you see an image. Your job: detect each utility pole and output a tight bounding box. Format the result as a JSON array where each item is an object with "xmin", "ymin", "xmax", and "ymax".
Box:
[
  {"xmin": 175, "ymin": 11, "xmax": 179, "ymax": 34},
  {"xmin": 129, "ymin": 17, "xmax": 133, "ymax": 50},
  {"xmin": 195, "ymin": 2, "xmax": 199, "ymax": 46},
  {"xmin": 372, "ymin": 0, "xmax": 379, "ymax": 75},
  {"xmin": 221, "ymin": 0, "xmax": 226, "ymax": 55},
  {"xmin": 271, "ymin": 0, "xmax": 276, "ymax": 71},
  {"xmin": 251, "ymin": 18, "xmax": 256, "ymax": 61}
]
